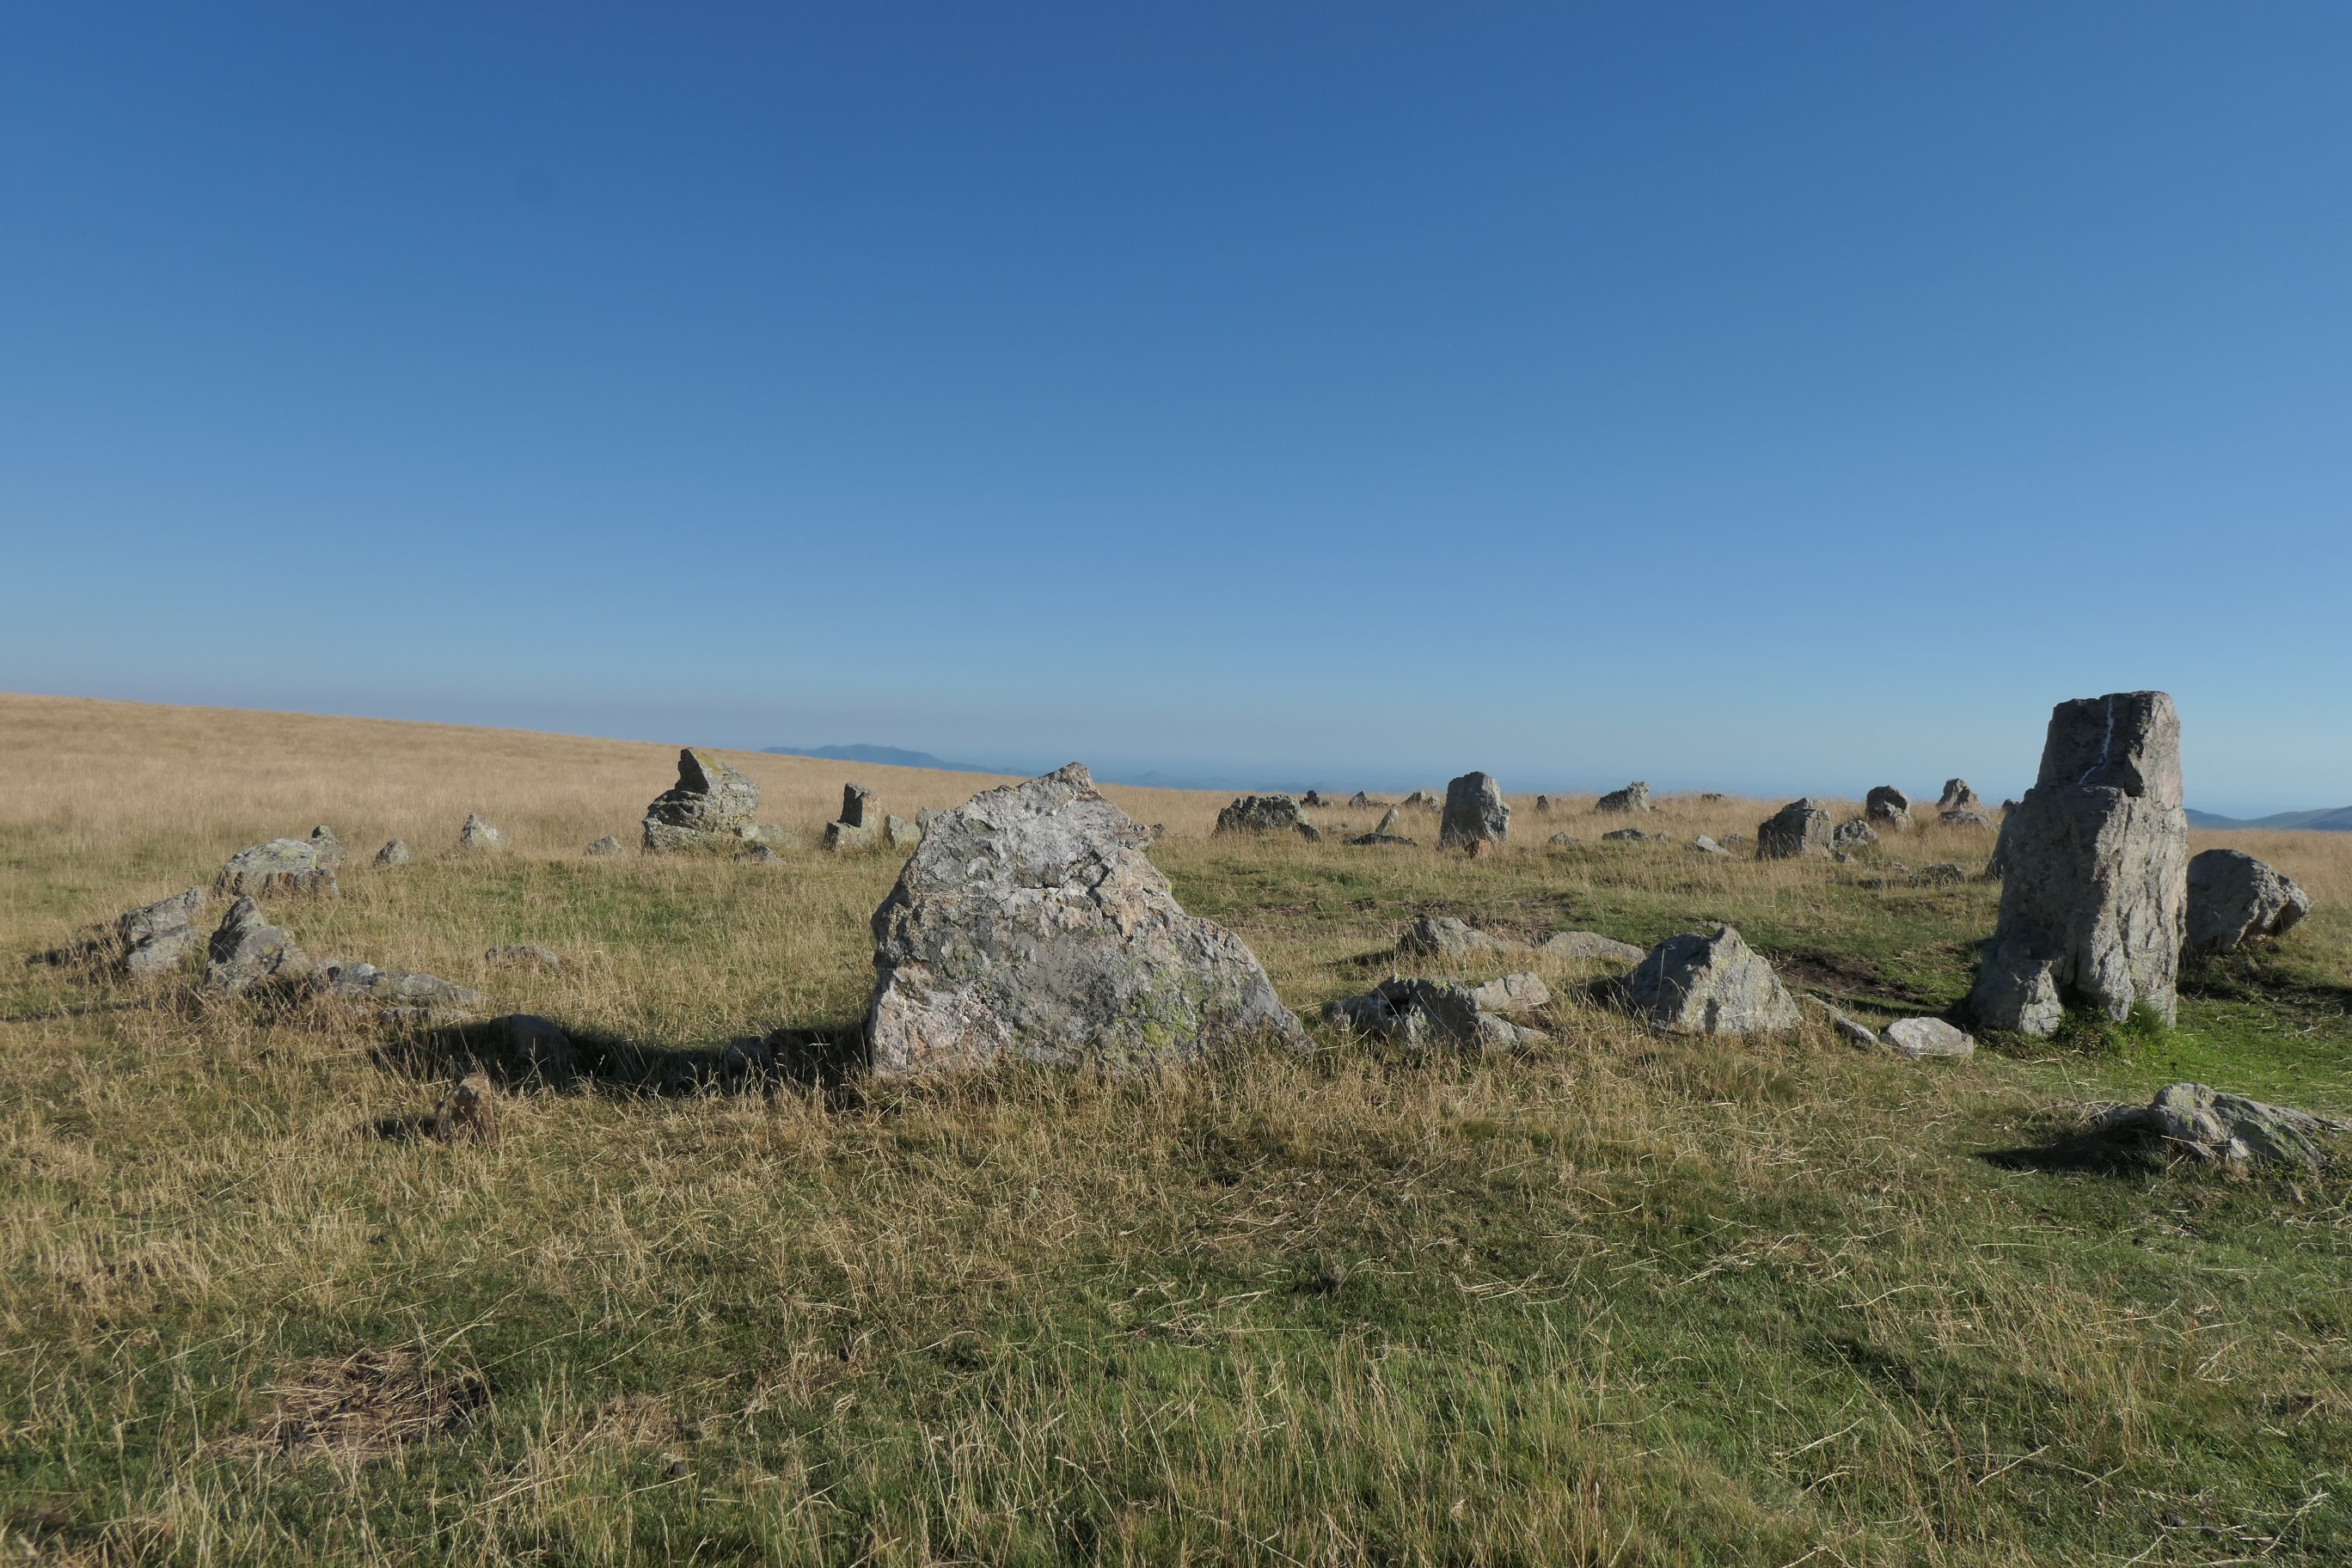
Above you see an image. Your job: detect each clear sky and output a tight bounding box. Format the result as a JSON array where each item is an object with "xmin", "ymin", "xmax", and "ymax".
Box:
[{"xmin": 3, "ymin": 3, "xmax": 2347, "ymax": 812}]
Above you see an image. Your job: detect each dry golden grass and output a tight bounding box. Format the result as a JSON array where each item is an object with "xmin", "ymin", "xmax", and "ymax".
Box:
[{"xmin": 3, "ymin": 692, "xmax": 2349, "ymax": 1565}]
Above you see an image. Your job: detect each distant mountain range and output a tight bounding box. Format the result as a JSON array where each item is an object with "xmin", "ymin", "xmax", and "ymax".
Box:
[{"xmin": 2186, "ymin": 805, "xmax": 2352, "ymax": 831}]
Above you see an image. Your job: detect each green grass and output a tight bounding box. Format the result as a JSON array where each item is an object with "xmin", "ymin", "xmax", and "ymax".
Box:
[{"xmin": 4, "ymin": 820, "xmax": 2350, "ymax": 1565}]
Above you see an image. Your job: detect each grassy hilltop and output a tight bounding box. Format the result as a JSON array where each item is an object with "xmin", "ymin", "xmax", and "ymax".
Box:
[{"xmin": 3, "ymin": 693, "xmax": 2349, "ymax": 1566}]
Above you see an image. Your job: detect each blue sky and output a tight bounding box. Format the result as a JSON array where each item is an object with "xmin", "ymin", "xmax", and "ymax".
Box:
[{"xmin": 3, "ymin": 3, "xmax": 2347, "ymax": 812}]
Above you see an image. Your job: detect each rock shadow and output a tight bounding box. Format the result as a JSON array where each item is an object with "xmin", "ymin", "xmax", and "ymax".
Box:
[{"xmin": 371, "ymin": 1017, "xmax": 870, "ymax": 1102}]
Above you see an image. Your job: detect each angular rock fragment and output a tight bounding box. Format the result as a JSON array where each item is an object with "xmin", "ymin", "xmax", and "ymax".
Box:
[
  {"xmin": 1602, "ymin": 828, "xmax": 1650, "ymax": 842},
  {"xmin": 1692, "ymin": 835, "xmax": 1730, "ymax": 856},
  {"xmin": 307, "ymin": 827, "xmax": 347, "ymax": 869},
  {"xmin": 1540, "ymin": 930, "xmax": 1645, "ymax": 965},
  {"xmin": 1756, "ymin": 800, "xmax": 1831, "ymax": 861},
  {"xmin": 376, "ymin": 839, "xmax": 410, "ymax": 867},
  {"xmin": 1301, "ymin": 791, "xmax": 1326, "ymax": 808},
  {"xmin": 203, "ymin": 897, "xmax": 312, "ymax": 995},
  {"xmin": 117, "ymin": 887, "xmax": 211, "ymax": 977},
  {"xmin": 309, "ymin": 962, "xmax": 481, "ymax": 1012},
  {"xmin": 1215, "ymin": 795, "xmax": 1318, "ymax": 840},
  {"xmin": 1398, "ymin": 916, "xmax": 1513, "ymax": 959},
  {"xmin": 1865, "ymin": 787, "xmax": 1911, "ymax": 830},
  {"xmin": 1324, "ymin": 977, "xmax": 1545, "ymax": 1051},
  {"xmin": 1883, "ymin": 1017, "xmax": 1975, "ymax": 1058},
  {"xmin": 824, "ymin": 784, "xmax": 880, "ymax": 850},
  {"xmin": 1831, "ymin": 818, "xmax": 1877, "ymax": 852},
  {"xmin": 1401, "ymin": 790, "xmax": 1437, "ymax": 808},
  {"xmin": 642, "ymin": 749, "xmax": 763, "ymax": 852},
  {"xmin": 1439, "ymin": 772, "xmax": 1510, "ymax": 853},
  {"xmin": 1596, "ymin": 781, "xmax": 1651, "ymax": 814},
  {"xmin": 1968, "ymin": 691, "xmax": 2187, "ymax": 1036},
  {"xmin": 2185, "ymin": 849, "xmax": 2310, "ymax": 958},
  {"xmin": 458, "ymin": 815, "xmax": 505, "ymax": 852},
  {"xmin": 866, "ymin": 764, "xmax": 1302, "ymax": 1076},
  {"xmin": 885, "ymin": 814, "xmax": 922, "ymax": 849},
  {"xmin": 1939, "ymin": 779, "xmax": 1979, "ymax": 809},
  {"xmin": 1348, "ymin": 792, "xmax": 1375, "ymax": 808},
  {"xmin": 217, "ymin": 838, "xmax": 340, "ymax": 897},
  {"xmin": 1940, "ymin": 808, "xmax": 1993, "ymax": 828},
  {"xmin": 1624, "ymin": 926, "xmax": 1800, "ymax": 1035},
  {"xmin": 1469, "ymin": 971, "xmax": 1553, "ymax": 1014},
  {"xmin": 585, "ymin": 836, "xmax": 624, "ymax": 857},
  {"xmin": 1534, "ymin": 794, "xmax": 1553, "ymax": 813}
]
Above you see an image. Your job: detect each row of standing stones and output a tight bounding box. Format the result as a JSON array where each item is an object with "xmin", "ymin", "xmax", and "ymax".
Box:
[{"xmin": 52, "ymin": 707, "xmax": 2335, "ymax": 1167}]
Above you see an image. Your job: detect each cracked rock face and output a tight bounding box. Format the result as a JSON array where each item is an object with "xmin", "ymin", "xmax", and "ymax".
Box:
[
  {"xmin": 642, "ymin": 748, "xmax": 763, "ymax": 851},
  {"xmin": 1326, "ymin": 974, "xmax": 1551, "ymax": 1052},
  {"xmin": 1865, "ymin": 787, "xmax": 1911, "ymax": 829},
  {"xmin": 217, "ymin": 839, "xmax": 340, "ymax": 897},
  {"xmin": 2184, "ymin": 848, "xmax": 2311, "ymax": 958},
  {"xmin": 1214, "ymin": 795, "xmax": 1317, "ymax": 840},
  {"xmin": 867, "ymin": 763, "xmax": 1302, "ymax": 1077},
  {"xmin": 115, "ymin": 887, "xmax": 211, "ymax": 977},
  {"xmin": 1968, "ymin": 691, "xmax": 2187, "ymax": 1037},
  {"xmin": 2098, "ymin": 1082, "xmax": 2350, "ymax": 1167},
  {"xmin": 1624, "ymin": 925, "xmax": 1800, "ymax": 1035},
  {"xmin": 1439, "ymin": 773, "xmax": 1509, "ymax": 851}
]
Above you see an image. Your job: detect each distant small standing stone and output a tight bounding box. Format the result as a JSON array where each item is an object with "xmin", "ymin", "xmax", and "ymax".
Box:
[
  {"xmin": 1596, "ymin": 781, "xmax": 1651, "ymax": 814},
  {"xmin": 1939, "ymin": 779, "xmax": 1979, "ymax": 810},
  {"xmin": 641, "ymin": 747, "xmax": 765, "ymax": 852},
  {"xmin": 1215, "ymin": 795, "xmax": 1319, "ymax": 841},
  {"xmin": 824, "ymin": 784, "xmax": 880, "ymax": 851},
  {"xmin": 376, "ymin": 839, "xmax": 411, "ymax": 867},
  {"xmin": 1439, "ymin": 772, "xmax": 1510, "ymax": 853},
  {"xmin": 1398, "ymin": 916, "xmax": 1513, "ymax": 959},
  {"xmin": 202, "ymin": 897, "xmax": 312, "ymax": 995},
  {"xmin": 1865, "ymin": 787, "xmax": 1911, "ymax": 830},
  {"xmin": 585, "ymin": 836, "xmax": 624, "ymax": 857},
  {"xmin": 1831, "ymin": 818, "xmax": 1877, "ymax": 851},
  {"xmin": 885, "ymin": 814, "xmax": 922, "ymax": 849},
  {"xmin": 1755, "ymin": 800, "xmax": 1832, "ymax": 861},
  {"xmin": 458, "ymin": 814, "xmax": 505, "ymax": 852}
]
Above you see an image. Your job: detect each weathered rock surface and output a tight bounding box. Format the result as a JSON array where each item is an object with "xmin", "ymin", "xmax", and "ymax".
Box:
[
  {"xmin": 2094, "ymin": 1081, "xmax": 2350, "ymax": 1167},
  {"xmin": 1374, "ymin": 807, "xmax": 1401, "ymax": 836},
  {"xmin": 642, "ymin": 748, "xmax": 763, "ymax": 851},
  {"xmin": 885, "ymin": 814, "xmax": 922, "ymax": 849},
  {"xmin": 866, "ymin": 763, "xmax": 1302, "ymax": 1076},
  {"xmin": 1546, "ymin": 832, "xmax": 1579, "ymax": 846},
  {"xmin": 1325, "ymin": 977, "xmax": 1547, "ymax": 1051},
  {"xmin": 1596, "ymin": 781, "xmax": 1651, "ymax": 814},
  {"xmin": 118, "ymin": 888, "xmax": 211, "ymax": 977},
  {"xmin": 203, "ymin": 898, "xmax": 312, "ymax": 995},
  {"xmin": 1301, "ymin": 791, "xmax": 1326, "ymax": 808},
  {"xmin": 1968, "ymin": 691, "xmax": 2187, "ymax": 1037},
  {"xmin": 1216, "ymin": 795, "xmax": 1318, "ymax": 840},
  {"xmin": 1940, "ymin": 808, "xmax": 1993, "ymax": 829},
  {"xmin": 376, "ymin": 839, "xmax": 411, "ymax": 867},
  {"xmin": 1756, "ymin": 800, "xmax": 1832, "ymax": 861},
  {"xmin": 1348, "ymin": 792, "xmax": 1375, "ymax": 808},
  {"xmin": 1624, "ymin": 925, "xmax": 1800, "ymax": 1035},
  {"xmin": 1439, "ymin": 773, "xmax": 1509, "ymax": 852},
  {"xmin": 1398, "ymin": 916, "xmax": 1513, "ymax": 959},
  {"xmin": 1865, "ymin": 787, "xmax": 1912, "ymax": 829},
  {"xmin": 1602, "ymin": 828, "xmax": 1651, "ymax": 842},
  {"xmin": 1939, "ymin": 779, "xmax": 1979, "ymax": 809},
  {"xmin": 308, "ymin": 827, "xmax": 347, "ymax": 869},
  {"xmin": 1884, "ymin": 1017, "xmax": 1976, "ymax": 1058},
  {"xmin": 309, "ymin": 962, "xmax": 481, "ymax": 1012},
  {"xmin": 825, "ymin": 785, "xmax": 881, "ymax": 850},
  {"xmin": 2185, "ymin": 849, "xmax": 2311, "ymax": 958},
  {"xmin": 1691, "ymin": 835, "xmax": 1730, "ymax": 857},
  {"xmin": 458, "ymin": 815, "xmax": 504, "ymax": 852},
  {"xmin": 585, "ymin": 836, "xmax": 624, "ymax": 857},
  {"xmin": 1816, "ymin": 1003, "xmax": 1880, "ymax": 1049},
  {"xmin": 1831, "ymin": 819, "xmax": 1878, "ymax": 852},
  {"xmin": 1401, "ymin": 790, "xmax": 1437, "ymax": 808},
  {"xmin": 1539, "ymin": 930, "xmax": 1646, "ymax": 965},
  {"xmin": 1470, "ymin": 971, "xmax": 1553, "ymax": 1014},
  {"xmin": 217, "ymin": 838, "xmax": 340, "ymax": 897}
]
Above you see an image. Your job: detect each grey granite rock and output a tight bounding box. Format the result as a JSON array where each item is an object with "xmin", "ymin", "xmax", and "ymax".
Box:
[
  {"xmin": 307, "ymin": 827, "xmax": 347, "ymax": 869},
  {"xmin": 2095, "ymin": 1081, "xmax": 2351, "ymax": 1167},
  {"xmin": 1692, "ymin": 835, "xmax": 1730, "ymax": 856},
  {"xmin": 1325, "ymin": 977, "xmax": 1542, "ymax": 1052},
  {"xmin": 1215, "ymin": 794, "xmax": 1318, "ymax": 840},
  {"xmin": 1831, "ymin": 818, "xmax": 1878, "ymax": 852},
  {"xmin": 217, "ymin": 838, "xmax": 340, "ymax": 897},
  {"xmin": 1756, "ymin": 800, "xmax": 1832, "ymax": 861},
  {"xmin": 1940, "ymin": 808, "xmax": 1993, "ymax": 828},
  {"xmin": 117, "ymin": 887, "xmax": 211, "ymax": 977},
  {"xmin": 2185, "ymin": 848, "xmax": 2311, "ymax": 958},
  {"xmin": 1596, "ymin": 781, "xmax": 1651, "ymax": 814},
  {"xmin": 1398, "ymin": 916, "xmax": 1513, "ymax": 959},
  {"xmin": 376, "ymin": 839, "xmax": 411, "ymax": 867},
  {"xmin": 1884, "ymin": 1017, "xmax": 1975, "ymax": 1058},
  {"xmin": 1540, "ymin": 930, "xmax": 1646, "ymax": 965},
  {"xmin": 1939, "ymin": 779, "xmax": 1979, "ymax": 809},
  {"xmin": 1865, "ymin": 787, "xmax": 1912, "ymax": 830},
  {"xmin": 867, "ymin": 763, "xmax": 1302, "ymax": 1077},
  {"xmin": 642, "ymin": 748, "xmax": 763, "ymax": 851},
  {"xmin": 1624, "ymin": 925, "xmax": 1800, "ymax": 1035},
  {"xmin": 1968, "ymin": 691, "xmax": 2187, "ymax": 1036},
  {"xmin": 585, "ymin": 836, "xmax": 624, "ymax": 857},
  {"xmin": 458, "ymin": 814, "xmax": 505, "ymax": 852},
  {"xmin": 885, "ymin": 814, "xmax": 922, "ymax": 849},
  {"xmin": 309, "ymin": 961, "xmax": 481, "ymax": 1011},
  {"xmin": 1439, "ymin": 773, "xmax": 1509, "ymax": 852},
  {"xmin": 202, "ymin": 897, "xmax": 312, "ymax": 995}
]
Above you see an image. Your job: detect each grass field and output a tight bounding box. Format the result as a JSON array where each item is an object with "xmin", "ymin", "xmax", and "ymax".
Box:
[{"xmin": 3, "ymin": 692, "xmax": 2349, "ymax": 1566}]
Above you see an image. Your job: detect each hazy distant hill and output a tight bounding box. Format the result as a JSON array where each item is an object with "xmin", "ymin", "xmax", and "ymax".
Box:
[
  {"xmin": 763, "ymin": 744, "xmax": 994, "ymax": 773},
  {"xmin": 2187, "ymin": 805, "xmax": 2352, "ymax": 831}
]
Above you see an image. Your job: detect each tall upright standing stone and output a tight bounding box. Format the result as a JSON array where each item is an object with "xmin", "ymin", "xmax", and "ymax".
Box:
[
  {"xmin": 1968, "ymin": 691, "xmax": 2187, "ymax": 1037},
  {"xmin": 1755, "ymin": 799, "xmax": 1832, "ymax": 860},
  {"xmin": 1439, "ymin": 773, "xmax": 1509, "ymax": 853},
  {"xmin": 642, "ymin": 748, "xmax": 764, "ymax": 851}
]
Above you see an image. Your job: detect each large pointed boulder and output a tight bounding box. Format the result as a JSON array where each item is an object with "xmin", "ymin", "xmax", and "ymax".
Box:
[
  {"xmin": 866, "ymin": 764, "xmax": 1302, "ymax": 1077},
  {"xmin": 642, "ymin": 748, "xmax": 766, "ymax": 851},
  {"xmin": 2185, "ymin": 848, "xmax": 2311, "ymax": 958},
  {"xmin": 1624, "ymin": 925, "xmax": 1800, "ymax": 1035},
  {"xmin": 1968, "ymin": 691, "xmax": 2188, "ymax": 1036}
]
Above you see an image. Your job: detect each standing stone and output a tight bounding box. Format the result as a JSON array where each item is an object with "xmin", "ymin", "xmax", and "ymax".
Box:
[
  {"xmin": 307, "ymin": 827, "xmax": 347, "ymax": 869},
  {"xmin": 885, "ymin": 814, "xmax": 922, "ymax": 849},
  {"xmin": 1300, "ymin": 790, "xmax": 1326, "ymax": 808},
  {"xmin": 866, "ymin": 763, "xmax": 1303, "ymax": 1076},
  {"xmin": 1374, "ymin": 807, "xmax": 1402, "ymax": 836},
  {"xmin": 1755, "ymin": 799, "xmax": 1832, "ymax": 860},
  {"xmin": 217, "ymin": 838, "xmax": 340, "ymax": 897},
  {"xmin": 117, "ymin": 888, "xmax": 211, "ymax": 977},
  {"xmin": 202, "ymin": 897, "xmax": 312, "ymax": 995},
  {"xmin": 1624, "ymin": 925, "xmax": 1801, "ymax": 1035},
  {"xmin": 1865, "ymin": 787, "xmax": 1911, "ymax": 830},
  {"xmin": 1596, "ymin": 781, "xmax": 1651, "ymax": 814},
  {"xmin": 1438, "ymin": 772, "xmax": 1509, "ymax": 853},
  {"xmin": 1348, "ymin": 792, "xmax": 1375, "ymax": 809},
  {"xmin": 824, "ymin": 784, "xmax": 880, "ymax": 851},
  {"xmin": 458, "ymin": 814, "xmax": 505, "ymax": 852},
  {"xmin": 641, "ymin": 748, "xmax": 763, "ymax": 851},
  {"xmin": 1214, "ymin": 795, "xmax": 1318, "ymax": 840},
  {"xmin": 2185, "ymin": 849, "xmax": 2312, "ymax": 958},
  {"xmin": 376, "ymin": 839, "xmax": 410, "ymax": 867},
  {"xmin": 1968, "ymin": 691, "xmax": 2188, "ymax": 1036},
  {"xmin": 585, "ymin": 836, "xmax": 624, "ymax": 857},
  {"xmin": 1534, "ymin": 794, "xmax": 1553, "ymax": 813},
  {"xmin": 1939, "ymin": 779, "xmax": 1979, "ymax": 810}
]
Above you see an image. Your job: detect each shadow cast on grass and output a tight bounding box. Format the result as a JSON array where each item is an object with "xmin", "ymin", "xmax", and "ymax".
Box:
[{"xmin": 370, "ymin": 1018, "xmax": 870, "ymax": 1103}]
